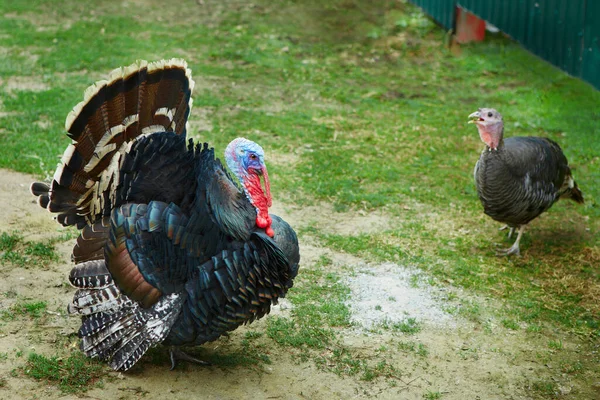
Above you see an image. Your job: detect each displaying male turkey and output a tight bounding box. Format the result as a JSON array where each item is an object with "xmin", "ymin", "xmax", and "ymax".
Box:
[
  {"xmin": 469, "ymin": 108, "xmax": 583, "ymax": 256},
  {"xmin": 30, "ymin": 59, "xmax": 300, "ymax": 371}
]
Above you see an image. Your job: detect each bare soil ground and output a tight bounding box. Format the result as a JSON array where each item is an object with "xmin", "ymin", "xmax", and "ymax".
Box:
[{"xmin": 0, "ymin": 169, "xmax": 594, "ymax": 400}]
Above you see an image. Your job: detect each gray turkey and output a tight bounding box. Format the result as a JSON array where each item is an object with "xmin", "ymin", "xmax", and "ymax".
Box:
[
  {"xmin": 30, "ymin": 59, "xmax": 300, "ymax": 371},
  {"xmin": 469, "ymin": 108, "xmax": 583, "ymax": 256}
]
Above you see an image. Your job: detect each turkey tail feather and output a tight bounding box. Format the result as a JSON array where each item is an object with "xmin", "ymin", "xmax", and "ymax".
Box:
[
  {"xmin": 568, "ymin": 184, "xmax": 584, "ymax": 204},
  {"xmin": 68, "ymin": 260, "xmax": 183, "ymax": 371},
  {"xmin": 560, "ymin": 171, "xmax": 584, "ymax": 204},
  {"xmin": 30, "ymin": 59, "xmax": 195, "ymax": 229},
  {"xmin": 72, "ymin": 218, "xmax": 111, "ymax": 263},
  {"xmin": 30, "ymin": 182, "xmax": 50, "ymax": 196},
  {"xmin": 68, "ymin": 259, "xmax": 113, "ymax": 289}
]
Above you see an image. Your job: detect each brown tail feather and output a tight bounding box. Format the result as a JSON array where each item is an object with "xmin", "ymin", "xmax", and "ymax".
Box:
[
  {"xmin": 72, "ymin": 218, "xmax": 111, "ymax": 263},
  {"xmin": 30, "ymin": 182, "xmax": 50, "ymax": 196},
  {"xmin": 31, "ymin": 59, "xmax": 195, "ymax": 228},
  {"xmin": 569, "ymin": 183, "xmax": 584, "ymax": 204},
  {"xmin": 559, "ymin": 171, "xmax": 584, "ymax": 205},
  {"xmin": 105, "ymin": 211, "xmax": 162, "ymax": 308}
]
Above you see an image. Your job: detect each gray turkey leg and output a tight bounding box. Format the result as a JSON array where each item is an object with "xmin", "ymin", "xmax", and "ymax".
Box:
[
  {"xmin": 499, "ymin": 225, "xmax": 516, "ymax": 239},
  {"xmin": 496, "ymin": 225, "xmax": 525, "ymax": 257}
]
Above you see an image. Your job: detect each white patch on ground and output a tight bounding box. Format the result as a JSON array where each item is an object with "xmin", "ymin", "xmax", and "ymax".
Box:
[
  {"xmin": 269, "ymin": 297, "xmax": 293, "ymax": 317},
  {"xmin": 346, "ymin": 262, "xmax": 455, "ymax": 330}
]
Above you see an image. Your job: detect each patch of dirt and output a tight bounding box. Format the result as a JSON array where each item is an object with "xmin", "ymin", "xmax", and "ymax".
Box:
[
  {"xmin": 3, "ymin": 12, "xmax": 62, "ymax": 30},
  {"xmin": 272, "ymin": 201, "xmax": 393, "ymax": 236},
  {"xmin": 187, "ymin": 107, "xmax": 214, "ymax": 134},
  {"xmin": 0, "ymin": 47, "xmax": 40, "ymax": 67},
  {"xmin": 0, "ymin": 169, "xmax": 594, "ymax": 400},
  {"xmin": 0, "ymin": 76, "xmax": 49, "ymax": 93},
  {"xmin": 267, "ymin": 149, "xmax": 301, "ymax": 168},
  {"xmin": 52, "ymin": 69, "xmax": 104, "ymax": 79}
]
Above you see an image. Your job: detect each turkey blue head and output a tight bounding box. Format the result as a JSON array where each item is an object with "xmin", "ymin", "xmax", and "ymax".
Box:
[
  {"xmin": 225, "ymin": 138, "xmax": 274, "ymax": 237},
  {"xmin": 468, "ymin": 108, "xmax": 504, "ymax": 150}
]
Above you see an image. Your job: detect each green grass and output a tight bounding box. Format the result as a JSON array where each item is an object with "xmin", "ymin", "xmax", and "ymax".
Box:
[
  {"xmin": 22, "ymin": 352, "xmax": 104, "ymax": 394},
  {"xmin": 548, "ymin": 339, "xmax": 564, "ymax": 351},
  {"xmin": 266, "ymin": 254, "xmax": 351, "ymax": 352},
  {"xmin": 314, "ymin": 346, "xmax": 403, "ymax": 382},
  {"xmin": 560, "ymin": 360, "xmax": 583, "ymax": 374},
  {"xmin": 423, "ymin": 390, "xmax": 443, "ymax": 400},
  {"xmin": 501, "ymin": 318, "xmax": 520, "ymax": 331},
  {"xmin": 397, "ymin": 341, "xmax": 429, "ymax": 357},
  {"xmin": 0, "ymin": 232, "xmax": 21, "ymax": 250},
  {"xmin": 0, "ymin": 232, "xmax": 58, "ymax": 267},
  {"xmin": 266, "ymin": 316, "xmax": 334, "ymax": 350},
  {"xmin": 1, "ymin": 301, "xmax": 47, "ymax": 321},
  {"xmin": 530, "ymin": 379, "xmax": 558, "ymax": 398},
  {"xmin": 391, "ymin": 317, "xmax": 421, "ymax": 334}
]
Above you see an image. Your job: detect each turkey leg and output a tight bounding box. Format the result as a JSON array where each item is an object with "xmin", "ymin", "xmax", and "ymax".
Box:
[
  {"xmin": 499, "ymin": 225, "xmax": 516, "ymax": 239},
  {"xmin": 169, "ymin": 348, "xmax": 212, "ymax": 370},
  {"xmin": 496, "ymin": 225, "xmax": 525, "ymax": 257}
]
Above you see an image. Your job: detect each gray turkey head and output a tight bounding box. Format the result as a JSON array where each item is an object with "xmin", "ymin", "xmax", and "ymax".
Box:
[{"xmin": 469, "ymin": 108, "xmax": 504, "ymax": 150}]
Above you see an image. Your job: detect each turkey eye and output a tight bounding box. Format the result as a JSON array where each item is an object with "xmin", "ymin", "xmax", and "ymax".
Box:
[
  {"xmin": 249, "ymin": 154, "xmax": 257, "ymax": 160},
  {"xmin": 487, "ymin": 112, "xmax": 493, "ymax": 117}
]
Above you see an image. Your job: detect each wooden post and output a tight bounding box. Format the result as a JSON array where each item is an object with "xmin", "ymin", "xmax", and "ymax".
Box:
[{"xmin": 455, "ymin": 6, "xmax": 486, "ymax": 44}]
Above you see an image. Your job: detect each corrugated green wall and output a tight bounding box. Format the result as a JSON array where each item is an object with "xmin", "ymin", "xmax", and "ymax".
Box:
[
  {"xmin": 410, "ymin": 0, "xmax": 456, "ymax": 31},
  {"xmin": 409, "ymin": 0, "xmax": 600, "ymax": 90},
  {"xmin": 409, "ymin": 0, "xmax": 454, "ymax": 30},
  {"xmin": 582, "ymin": 1, "xmax": 600, "ymax": 89}
]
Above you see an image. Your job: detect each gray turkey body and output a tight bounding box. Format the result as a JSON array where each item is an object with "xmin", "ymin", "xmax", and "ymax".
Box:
[
  {"xmin": 475, "ymin": 136, "xmax": 574, "ymax": 226},
  {"xmin": 469, "ymin": 108, "xmax": 583, "ymax": 256}
]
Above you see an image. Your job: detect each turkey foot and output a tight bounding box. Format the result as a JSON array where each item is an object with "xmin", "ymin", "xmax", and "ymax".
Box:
[
  {"xmin": 169, "ymin": 348, "xmax": 212, "ymax": 370},
  {"xmin": 498, "ymin": 225, "xmax": 515, "ymax": 239},
  {"xmin": 495, "ymin": 226, "xmax": 525, "ymax": 257}
]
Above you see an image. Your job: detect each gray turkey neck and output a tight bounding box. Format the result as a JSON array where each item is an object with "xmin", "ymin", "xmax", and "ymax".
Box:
[{"xmin": 474, "ymin": 136, "xmax": 568, "ymax": 227}]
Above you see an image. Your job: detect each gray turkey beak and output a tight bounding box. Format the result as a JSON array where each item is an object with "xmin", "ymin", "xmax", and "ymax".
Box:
[{"xmin": 468, "ymin": 111, "xmax": 481, "ymax": 124}]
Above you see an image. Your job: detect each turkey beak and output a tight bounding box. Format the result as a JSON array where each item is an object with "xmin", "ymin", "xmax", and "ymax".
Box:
[
  {"xmin": 260, "ymin": 166, "xmax": 272, "ymax": 208},
  {"xmin": 468, "ymin": 111, "xmax": 480, "ymax": 124}
]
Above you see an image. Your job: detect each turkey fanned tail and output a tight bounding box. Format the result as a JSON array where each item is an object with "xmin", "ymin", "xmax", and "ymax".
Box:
[
  {"xmin": 68, "ymin": 260, "xmax": 183, "ymax": 371},
  {"xmin": 30, "ymin": 59, "xmax": 194, "ymax": 229}
]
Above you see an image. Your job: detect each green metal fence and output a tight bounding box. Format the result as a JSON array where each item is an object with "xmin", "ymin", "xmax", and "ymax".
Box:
[
  {"xmin": 582, "ymin": 1, "xmax": 600, "ymax": 88},
  {"xmin": 409, "ymin": 0, "xmax": 600, "ymax": 90}
]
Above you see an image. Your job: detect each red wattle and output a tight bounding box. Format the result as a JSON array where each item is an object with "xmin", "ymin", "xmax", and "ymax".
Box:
[
  {"xmin": 265, "ymin": 227, "xmax": 274, "ymax": 237},
  {"xmin": 245, "ymin": 173, "xmax": 274, "ymax": 236},
  {"xmin": 256, "ymin": 216, "xmax": 268, "ymax": 228}
]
